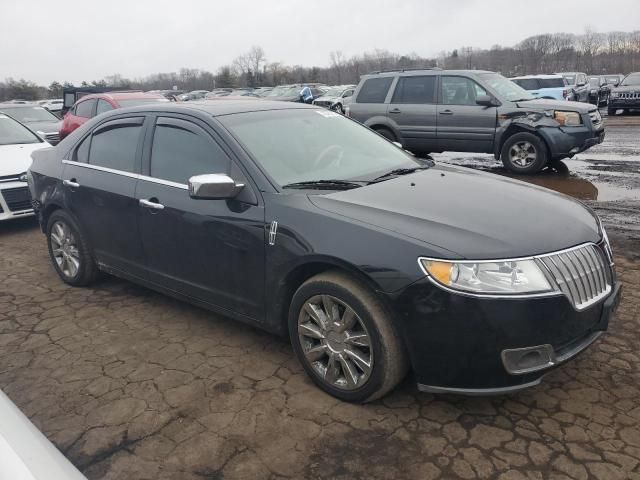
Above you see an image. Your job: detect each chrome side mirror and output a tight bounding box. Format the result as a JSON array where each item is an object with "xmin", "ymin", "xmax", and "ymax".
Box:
[{"xmin": 188, "ymin": 174, "xmax": 244, "ymax": 199}]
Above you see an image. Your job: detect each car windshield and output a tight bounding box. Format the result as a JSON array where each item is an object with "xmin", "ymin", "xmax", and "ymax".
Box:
[
  {"xmin": 621, "ymin": 74, "xmax": 640, "ymax": 86},
  {"xmin": 220, "ymin": 109, "xmax": 420, "ymax": 187},
  {"xmin": 117, "ymin": 98, "xmax": 170, "ymax": 107},
  {"xmin": 0, "ymin": 106, "xmax": 59, "ymax": 123},
  {"xmin": 266, "ymin": 86, "xmax": 300, "ymax": 97},
  {"xmin": 563, "ymin": 75, "xmax": 576, "ymax": 85},
  {"xmin": 605, "ymin": 76, "xmax": 620, "ymax": 85},
  {"xmin": 0, "ymin": 114, "xmax": 40, "ymax": 145},
  {"xmin": 589, "ymin": 78, "xmax": 601, "ymax": 87},
  {"xmin": 323, "ymin": 87, "xmax": 345, "ymax": 97},
  {"xmin": 481, "ymin": 73, "xmax": 534, "ymax": 101}
]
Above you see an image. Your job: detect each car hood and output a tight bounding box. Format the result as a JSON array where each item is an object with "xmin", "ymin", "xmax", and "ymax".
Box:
[
  {"xmin": 515, "ymin": 98, "xmax": 594, "ymax": 113},
  {"xmin": 308, "ymin": 165, "xmax": 600, "ymax": 259},
  {"xmin": 314, "ymin": 95, "xmax": 339, "ymax": 102},
  {"xmin": 23, "ymin": 120, "xmax": 61, "ymax": 133},
  {"xmin": 0, "ymin": 143, "xmax": 48, "ymax": 176},
  {"xmin": 267, "ymin": 95, "xmax": 301, "ymax": 102},
  {"xmin": 612, "ymin": 85, "xmax": 640, "ymax": 93}
]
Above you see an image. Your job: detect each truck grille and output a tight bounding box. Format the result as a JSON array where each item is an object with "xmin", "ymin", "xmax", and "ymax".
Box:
[
  {"xmin": 44, "ymin": 132, "xmax": 61, "ymax": 145},
  {"xmin": 1, "ymin": 186, "xmax": 33, "ymax": 212},
  {"xmin": 618, "ymin": 92, "xmax": 639, "ymax": 99},
  {"xmin": 537, "ymin": 244, "xmax": 612, "ymax": 311}
]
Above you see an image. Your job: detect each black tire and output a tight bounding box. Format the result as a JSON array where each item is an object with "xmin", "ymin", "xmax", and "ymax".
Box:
[
  {"xmin": 288, "ymin": 271, "xmax": 408, "ymax": 403},
  {"xmin": 46, "ymin": 210, "xmax": 98, "ymax": 286},
  {"xmin": 608, "ymin": 107, "xmax": 616, "ymax": 116},
  {"xmin": 500, "ymin": 132, "xmax": 548, "ymax": 174},
  {"xmin": 333, "ymin": 103, "xmax": 344, "ymax": 114},
  {"xmin": 373, "ymin": 126, "xmax": 397, "ymax": 142}
]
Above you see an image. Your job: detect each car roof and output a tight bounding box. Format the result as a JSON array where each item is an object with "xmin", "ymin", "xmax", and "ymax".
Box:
[
  {"xmin": 511, "ymin": 74, "xmax": 564, "ymax": 79},
  {"xmin": 361, "ymin": 69, "xmax": 494, "ymax": 78},
  {"xmin": 100, "ymin": 100, "xmax": 315, "ymax": 118},
  {"xmin": 0, "ymin": 103, "xmax": 40, "ymax": 108}
]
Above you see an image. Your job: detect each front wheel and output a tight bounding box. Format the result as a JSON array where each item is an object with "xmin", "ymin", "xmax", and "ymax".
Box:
[
  {"xmin": 332, "ymin": 103, "xmax": 344, "ymax": 114},
  {"xmin": 288, "ymin": 271, "xmax": 408, "ymax": 403},
  {"xmin": 501, "ymin": 132, "xmax": 548, "ymax": 174}
]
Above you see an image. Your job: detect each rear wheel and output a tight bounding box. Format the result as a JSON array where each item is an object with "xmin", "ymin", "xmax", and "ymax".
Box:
[
  {"xmin": 501, "ymin": 132, "xmax": 548, "ymax": 174},
  {"xmin": 373, "ymin": 126, "xmax": 397, "ymax": 143},
  {"xmin": 332, "ymin": 103, "xmax": 344, "ymax": 114},
  {"xmin": 46, "ymin": 210, "xmax": 98, "ymax": 286},
  {"xmin": 288, "ymin": 271, "xmax": 408, "ymax": 403},
  {"xmin": 608, "ymin": 107, "xmax": 617, "ymax": 116}
]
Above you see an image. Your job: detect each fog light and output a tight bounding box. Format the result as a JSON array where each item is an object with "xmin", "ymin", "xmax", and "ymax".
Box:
[{"xmin": 501, "ymin": 344, "xmax": 555, "ymax": 375}]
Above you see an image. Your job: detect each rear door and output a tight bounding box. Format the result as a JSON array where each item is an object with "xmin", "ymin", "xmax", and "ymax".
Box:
[
  {"xmin": 136, "ymin": 115, "xmax": 265, "ymax": 320},
  {"xmin": 436, "ymin": 75, "xmax": 497, "ymax": 153},
  {"xmin": 61, "ymin": 116, "xmax": 146, "ymax": 277},
  {"xmin": 386, "ymin": 75, "xmax": 438, "ymax": 153}
]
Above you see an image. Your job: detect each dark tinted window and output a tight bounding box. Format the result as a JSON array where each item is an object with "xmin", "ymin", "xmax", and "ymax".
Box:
[
  {"xmin": 89, "ymin": 121, "xmax": 142, "ymax": 172},
  {"xmin": 74, "ymin": 135, "xmax": 90, "ymax": 163},
  {"xmin": 356, "ymin": 77, "xmax": 393, "ymax": 103},
  {"xmin": 392, "ymin": 76, "xmax": 436, "ymax": 104},
  {"xmin": 150, "ymin": 119, "xmax": 229, "ymax": 184},
  {"xmin": 538, "ymin": 78, "xmax": 565, "ymax": 88},
  {"xmin": 96, "ymin": 99, "xmax": 114, "ymax": 115},
  {"xmin": 512, "ymin": 79, "xmax": 539, "ymax": 90},
  {"xmin": 441, "ymin": 76, "xmax": 487, "ymax": 105},
  {"xmin": 75, "ymin": 99, "xmax": 95, "ymax": 118}
]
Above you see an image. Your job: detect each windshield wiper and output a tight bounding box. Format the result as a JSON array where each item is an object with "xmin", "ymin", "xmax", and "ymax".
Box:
[
  {"xmin": 281, "ymin": 179, "xmax": 366, "ymax": 190},
  {"xmin": 369, "ymin": 166, "xmax": 430, "ymax": 184}
]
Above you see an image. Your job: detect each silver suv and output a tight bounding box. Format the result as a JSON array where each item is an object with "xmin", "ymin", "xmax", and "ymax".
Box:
[{"xmin": 347, "ymin": 69, "xmax": 605, "ymax": 174}]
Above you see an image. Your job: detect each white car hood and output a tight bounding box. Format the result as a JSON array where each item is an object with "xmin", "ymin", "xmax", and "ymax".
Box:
[
  {"xmin": 0, "ymin": 143, "xmax": 49, "ymax": 177},
  {"xmin": 0, "ymin": 390, "xmax": 86, "ymax": 480}
]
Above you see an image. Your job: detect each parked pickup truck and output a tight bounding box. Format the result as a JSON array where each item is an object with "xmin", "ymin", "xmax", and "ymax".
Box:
[{"xmin": 346, "ymin": 69, "xmax": 605, "ymax": 174}]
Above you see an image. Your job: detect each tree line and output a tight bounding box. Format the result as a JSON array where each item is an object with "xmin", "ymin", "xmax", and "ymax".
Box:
[{"xmin": 2, "ymin": 29, "xmax": 640, "ymax": 102}]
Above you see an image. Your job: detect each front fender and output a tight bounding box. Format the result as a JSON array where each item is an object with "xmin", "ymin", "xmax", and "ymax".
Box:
[{"xmin": 494, "ymin": 112, "xmax": 558, "ymax": 159}]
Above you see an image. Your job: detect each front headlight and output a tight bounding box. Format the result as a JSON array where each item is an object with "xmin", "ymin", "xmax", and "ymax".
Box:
[
  {"xmin": 554, "ymin": 111, "xmax": 582, "ymax": 126},
  {"xmin": 419, "ymin": 258, "xmax": 553, "ymax": 295},
  {"xmin": 611, "ymin": 92, "xmax": 620, "ymax": 98}
]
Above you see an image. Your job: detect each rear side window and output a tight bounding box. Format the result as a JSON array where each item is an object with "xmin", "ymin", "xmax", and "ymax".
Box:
[
  {"xmin": 441, "ymin": 76, "xmax": 487, "ymax": 106},
  {"xmin": 150, "ymin": 118, "xmax": 230, "ymax": 184},
  {"xmin": 356, "ymin": 77, "xmax": 393, "ymax": 103},
  {"xmin": 96, "ymin": 99, "xmax": 114, "ymax": 115},
  {"xmin": 538, "ymin": 78, "xmax": 565, "ymax": 88},
  {"xmin": 75, "ymin": 99, "xmax": 95, "ymax": 118},
  {"xmin": 513, "ymin": 78, "xmax": 539, "ymax": 90},
  {"xmin": 392, "ymin": 76, "xmax": 436, "ymax": 104},
  {"xmin": 88, "ymin": 119, "xmax": 143, "ymax": 173}
]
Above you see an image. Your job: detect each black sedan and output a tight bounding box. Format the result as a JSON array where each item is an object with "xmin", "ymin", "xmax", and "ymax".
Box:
[{"xmin": 27, "ymin": 101, "xmax": 621, "ymax": 402}]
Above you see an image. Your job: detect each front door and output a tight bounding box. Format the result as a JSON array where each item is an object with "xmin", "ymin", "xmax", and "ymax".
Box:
[
  {"xmin": 137, "ymin": 116, "xmax": 265, "ymax": 321},
  {"xmin": 436, "ymin": 75, "xmax": 497, "ymax": 153},
  {"xmin": 386, "ymin": 75, "xmax": 438, "ymax": 154},
  {"xmin": 61, "ymin": 116, "xmax": 146, "ymax": 277}
]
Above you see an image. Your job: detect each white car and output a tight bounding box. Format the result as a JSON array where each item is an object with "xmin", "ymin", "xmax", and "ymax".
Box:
[
  {"xmin": 40, "ymin": 99, "xmax": 64, "ymax": 113},
  {"xmin": 0, "ymin": 114, "xmax": 49, "ymax": 222},
  {"xmin": 0, "ymin": 389, "xmax": 86, "ymax": 479}
]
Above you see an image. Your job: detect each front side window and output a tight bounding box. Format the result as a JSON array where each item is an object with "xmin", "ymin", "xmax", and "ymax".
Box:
[
  {"xmin": 96, "ymin": 99, "xmax": 114, "ymax": 115},
  {"xmin": 88, "ymin": 120, "xmax": 142, "ymax": 172},
  {"xmin": 220, "ymin": 109, "xmax": 419, "ymax": 186},
  {"xmin": 150, "ymin": 119, "xmax": 230, "ymax": 184},
  {"xmin": 440, "ymin": 76, "xmax": 488, "ymax": 105},
  {"xmin": 356, "ymin": 77, "xmax": 393, "ymax": 103},
  {"xmin": 392, "ymin": 76, "xmax": 436, "ymax": 104},
  {"xmin": 75, "ymin": 100, "xmax": 95, "ymax": 118}
]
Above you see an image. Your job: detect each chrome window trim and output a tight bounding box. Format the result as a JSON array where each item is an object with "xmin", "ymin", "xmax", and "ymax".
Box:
[
  {"xmin": 417, "ymin": 242, "xmax": 612, "ymax": 309},
  {"xmin": 62, "ymin": 160, "xmax": 188, "ymax": 190}
]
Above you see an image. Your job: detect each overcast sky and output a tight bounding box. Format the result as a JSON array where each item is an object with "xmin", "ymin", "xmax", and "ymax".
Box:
[{"xmin": 3, "ymin": 0, "xmax": 639, "ymax": 85}]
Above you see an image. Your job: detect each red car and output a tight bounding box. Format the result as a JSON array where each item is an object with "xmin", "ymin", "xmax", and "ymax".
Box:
[{"xmin": 59, "ymin": 92, "xmax": 169, "ymax": 139}]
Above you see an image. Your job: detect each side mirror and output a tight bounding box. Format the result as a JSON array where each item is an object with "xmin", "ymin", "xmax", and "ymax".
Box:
[
  {"xmin": 188, "ymin": 174, "xmax": 244, "ymax": 200},
  {"xmin": 476, "ymin": 95, "xmax": 496, "ymax": 107}
]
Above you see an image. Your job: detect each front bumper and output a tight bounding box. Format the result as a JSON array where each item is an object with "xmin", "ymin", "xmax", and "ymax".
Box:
[
  {"xmin": 386, "ymin": 279, "xmax": 621, "ymax": 395},
  {"xmin": 609, "ymin": 98, "xmax": 640, "ymax": 110},
  {"xmin": 539, "ymin": 124, "xmax": 604, "ymax": 160},
  {"xmin": 0, "ymin": 182, "xmax": 34, "ymax": 222}
]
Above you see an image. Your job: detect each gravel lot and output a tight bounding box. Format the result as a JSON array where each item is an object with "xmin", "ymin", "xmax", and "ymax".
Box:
[{"xmin": 0, "ymin": 115, "xmax": 639, "ymax": 480}]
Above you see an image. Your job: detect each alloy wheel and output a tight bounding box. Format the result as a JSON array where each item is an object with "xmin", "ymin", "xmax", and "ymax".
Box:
[
  {"xmin": 50, "ymin": 220, "xmax": 80, "ymax": 278},
  {"xmin": 297, "ymin": 294, "xmax": 373, "ymax": 390},
  {"xmin": 509, "ymin": 141, "xmax": 537, "ymax": 168}
]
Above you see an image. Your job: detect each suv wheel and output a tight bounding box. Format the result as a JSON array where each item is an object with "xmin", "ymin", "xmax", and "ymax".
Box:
[
  {"xmin": 373, "ymin": 127, "xmax": 397, "ymax": 142},
  {"xmin": 608, "ymin": 107, "xmax": 617, "ymax": 116},
  {"xmin": 501, "ymin": 132, "xmax": 548, "ymax": 174},
  {"xmin": 332, "ymin": 103, "xmax": 344, "ymax": 114},
  {"xmin": 288, "ymin": 271, "xmax": 408, "ymax": 403},
  {"xmin": 46, "ymin": 210, "xmax": 98, "ymax": 286}
]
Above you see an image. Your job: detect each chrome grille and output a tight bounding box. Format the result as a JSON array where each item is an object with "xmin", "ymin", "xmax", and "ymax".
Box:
[
  {"xmin": 619, "ymin": 92, "xmax": 639, "ymax": 99},
  {"xmin": 537, "ymin": 244, "xmax": 611, "ymax": 311}
]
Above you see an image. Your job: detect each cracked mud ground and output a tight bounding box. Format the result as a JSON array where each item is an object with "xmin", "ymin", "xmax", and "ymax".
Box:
[{"xmin": 1, "ymin": 116, "xmax": 639, "ymax": 480}]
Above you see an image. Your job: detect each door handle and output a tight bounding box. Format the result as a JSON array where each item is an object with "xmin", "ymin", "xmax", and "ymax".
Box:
[
  {"xmin": 389, "ymin": 108, "xmax": 402, "ymax": 114},
  {"xmin": 63, "ymin": 179, "xmax": 80, "ymax": 188},
  {"xmin": 439, "ymin": 110, "xmax": 454, "ymax": 115},
  {"xmin": 139, "ymin": 198, "xmax": 165, "ymax": 210}
]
